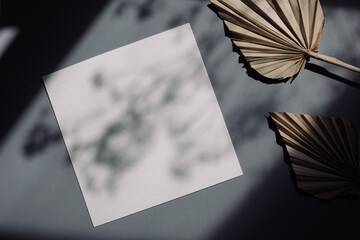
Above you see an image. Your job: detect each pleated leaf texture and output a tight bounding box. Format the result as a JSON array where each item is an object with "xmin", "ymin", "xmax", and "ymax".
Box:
[
  {"xmin": 210, "ymin": 0, "xmax": 360, "ymax": 80},
  {"xmin": 270, "ymin": 112, "xmax": 360, "ymax": 199}
]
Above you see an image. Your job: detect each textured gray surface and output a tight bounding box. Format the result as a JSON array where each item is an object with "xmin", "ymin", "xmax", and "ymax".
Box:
[{"xmin": 0, "ymin": 0, "xmax": 360, "ymax": 239}]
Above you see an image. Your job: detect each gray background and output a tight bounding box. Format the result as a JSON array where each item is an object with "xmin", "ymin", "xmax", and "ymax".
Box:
[{"xmin": 0, "ymin": 0, "xmax": 360, "ymax": 239}]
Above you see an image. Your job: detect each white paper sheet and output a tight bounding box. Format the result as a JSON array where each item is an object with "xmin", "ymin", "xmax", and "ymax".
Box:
[{"xmin": 43, "ymin": 23, "xmax": 242, "ymax": 227}]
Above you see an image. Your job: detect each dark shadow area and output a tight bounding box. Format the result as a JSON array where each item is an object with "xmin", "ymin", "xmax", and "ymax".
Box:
[
  {"xmin": 0, "ymin": 231, "xmax": 138, "ymax": 240},
  {"xmin": 113, "ymin": 1, "xmax": 133, "ymax": 16},
  {"xmin": 22, "ymin": 107, "xmax": 62, "ymax": 157},
  {"xmin": 305, "ymin": 63, "xmax": 360, "ymax": 90},
  {"xmin": 226, "ymin": 97, "xmax": 278, "ymax": 147},
  {"xmin": 137, "ymin": 0, "xmax": 159, "ymax": 21},
  {"xmin": 210, "ymin": 160, "xmax": 360, "ymax": 240},
  {"xmin": 23, "ymin": 121, "xmax": 62, "ymax": 157},
  {"xmin": 324, "ymin": 0, "xmax": 360, "ymax": 9},
  {"xmin": 212, "ymin": 116, "xmax": 360, "ymax": 240},
  {"xmin": 0, "ymin": 0, "xmax": 109, "ymax": 146},
  {"xmin": 113, "ymin": 0, "xmax": 166, "ymax": 22},
  {"xmin": 0, "ymin": 232, "xmax": 83, "ymax": 240},
  {"xmin": 211, "ymin": 90, "xmax": 360, "ymax": 240}
]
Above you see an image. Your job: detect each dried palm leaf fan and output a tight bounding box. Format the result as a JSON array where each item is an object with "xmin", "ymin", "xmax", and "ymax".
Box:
[
  {"xmin": 270, "ymin": 112, "xmax": 360, "ymax": 199},
  {"xmin": 211, "ymin": 0, "xmax": 360, "ymax": 80}
]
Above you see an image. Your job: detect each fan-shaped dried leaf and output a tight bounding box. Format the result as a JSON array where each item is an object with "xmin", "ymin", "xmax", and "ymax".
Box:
[
  {"xmin": 211, "ymin": 0, "xmax": 360, "ymax": 80},
  {"xmin": 270, "ymin": 112, "xmax": 360, "ymax": 199}
]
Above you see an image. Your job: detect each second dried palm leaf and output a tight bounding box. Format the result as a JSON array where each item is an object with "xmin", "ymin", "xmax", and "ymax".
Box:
[{"xmin": 270, "ymin": 112, "xmax": 360, "ymax": 199}]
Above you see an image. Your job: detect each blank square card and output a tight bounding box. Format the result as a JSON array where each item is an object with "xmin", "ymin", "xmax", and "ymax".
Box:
[{"xmin": 43, "ymin": 23, "xmax": 242, "ymax": 227}]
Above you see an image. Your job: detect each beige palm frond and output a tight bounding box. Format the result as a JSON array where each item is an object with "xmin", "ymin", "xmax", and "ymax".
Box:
[
  {"xmin": 211, "ymin": 0, "xmax": 360, "ymax": 80},
  {"xmin": 270, "ymin": 112, "xmax": 360, "ymax": 199}
]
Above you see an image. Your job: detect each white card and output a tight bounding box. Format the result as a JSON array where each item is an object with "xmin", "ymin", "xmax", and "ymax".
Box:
[{"xmin": 43, "ymin": 23, "xmax": 242, "ymax": 227}]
